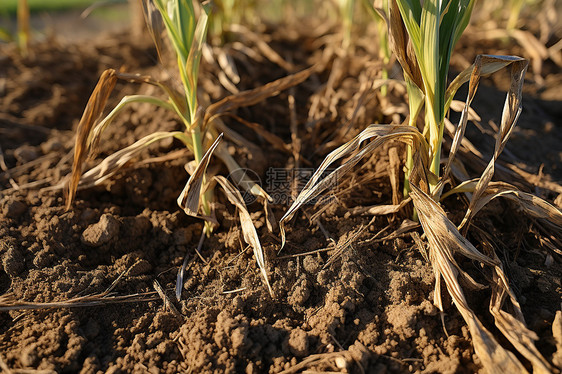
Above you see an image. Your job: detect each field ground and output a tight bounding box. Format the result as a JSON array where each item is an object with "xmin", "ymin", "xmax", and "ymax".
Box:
[{"xmin": 1, "ymin": 5, "xmax": 562, "ymax": 374}]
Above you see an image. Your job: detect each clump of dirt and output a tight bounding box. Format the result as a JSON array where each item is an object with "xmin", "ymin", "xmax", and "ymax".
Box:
[{"xmin": 1, "ymin": 13, "xmax": 561, "ymax": 374}]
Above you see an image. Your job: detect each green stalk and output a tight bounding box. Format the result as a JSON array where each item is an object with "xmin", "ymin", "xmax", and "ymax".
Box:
[
  {"xmin": 506, "ymin": 0, "xmax": 524, "ymax": 30},
  {"xmin": 191, "ymin": 125, "xmax": 213, "ymax": 234},
  {"xmin": 379, "ymin": 19, "xmax": 390, "ymax": 96},
  {"xmin": 17, "ymin": 0, "xmax": 30, "ymax": 56},
  {"xmin": 340, "ymin": 0, "xmax": 355, "ymax": 49},
  {"xmin": 403, "ymin": 78, "xmax": 424, "ymax": 198}
]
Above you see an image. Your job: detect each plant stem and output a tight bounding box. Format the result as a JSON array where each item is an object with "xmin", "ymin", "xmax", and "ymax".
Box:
[
  {"xmin": 403, "ymin": 80, "xmax": 424, "ymax": 198},
  {"xmin": 17, "ymin": 0, "xmax": 30, "ymax": 57},
  {"xmin": 191, "ymin": 125, "xmax": 213, "ymax": 234}
]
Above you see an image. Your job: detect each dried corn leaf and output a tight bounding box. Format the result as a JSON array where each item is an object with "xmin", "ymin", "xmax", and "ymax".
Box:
[
  {"xmin": 177, "ymin": 133, "xmax": 223, "ymax": 218},
  {"xmin": 409, "ymin": 183, "xmax": 528, "ymax": 373},
  {"xmin": 214, "ymin": 176, "xmax": 273, "ymax": 297},
  {"xmin": 66, "ymin": 69, "xmax": 118, "ymax": 210},
  {"xmin": 451, "ymin": 180, "xmax": 562, "ymax": 232},
  {"xmin": 387, "ymin": 0, "xmax": 423, "ymax": 90},
  {"xmin": 348, "ymin": 198, "xmax": 411, "ymax": 216},
  {"xmin": 388, "ymin": 147, "xmax": 401, "ymax": 205},
  {"xmin": 279, "ymin": 124, "xmax": 429, "ymax": 247},
  {"xmin": 262, "ymin": 197, "xmax": 277, "ymax": 232},
  {"xmin": 439, "ymin": 55, "xmax": 528, "ymax": 199},
  {"xmin": 140, "ymin": 0, "xmax": 165, "ymax": 63},
  {"xmin": 214, "ymin": 142, "xmax": 272, "ymax": 203},
  {"xmin": 469, "ymin": 229, "xmax": 553, "ymax": 373},
  {"xmin": 409, "ymin": 183, "xmax": 498, "ymax": 268},
  {"xmin": 445, "ymin": 55, "xmax": 526, "ymax": 112},
  {"xmin": 452, "ymin": 56, "xmax": 528, "ymax": 232},
  {"xmin": 77, "ymin": 131, "xmax": 187, "ymax": 190},
  {"xmin": 205, "ymin": 67, "xmax": 315, "ymax": 125},
  {"xmin": 488, "ymin": 269, "xmax": 553, "ymax": 374}
]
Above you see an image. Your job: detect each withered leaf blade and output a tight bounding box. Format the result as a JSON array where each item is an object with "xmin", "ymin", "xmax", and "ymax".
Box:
[
  {"xmin": 458, "ymin": 56, "xmax": 529, "ymax": 232},
  {"xmin": 65, "ymin": 69, "xmax": 118, "ymax": 210},
  {"xmin": 408, "ymin": 182, "xmax": 528, "ymax": 373},
  {"xmin": 466, "ymin": 181, "xmax": 562, "ymax": 231},
  {"xmin": 279, "ymin": 124, "xmax": 429, "ymax": 248},
  {"xmin": 214, "ymin": 175, "xmax": 274, "ymax": 297},
  {"xmin": 488, "ymin": 267, "xmax": 554, "ymax": 374},
  {"xmin": 438, "ymin": 54, "xmax": 528, "ymax": 198},
  {"xmin": 140, "ymin": 0, "xmax": 165, "ymax": 64},
  {"xmin": 77, "ymin": 131, "xmax": 187, "ymax": 190},
  {"xmin": 205, "ymin": 66, "xmax": 315, "ymax": 125},
  {"xmin": 387, "ymin": 0, "xmax": 423, "ymax": 90},
  {"xmin": 177, "ymin": 133, "xmax": 223, "ymax": 218}
]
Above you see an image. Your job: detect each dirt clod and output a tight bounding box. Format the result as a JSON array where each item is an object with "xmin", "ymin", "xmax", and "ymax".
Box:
[
  {"xmin": 81, "ymin": 214, "xmax": 120, "ymax": 247},
  {"xmin": 2, "ymin": 244, "xmax": 24, "ymax": 277},
  {"xmin": 288, "ymin": 328, "xmax": 309, "ymax": 357},
  {"xmin": 3, "ymin": 199, "xmax": 27, "ymax": 218}
]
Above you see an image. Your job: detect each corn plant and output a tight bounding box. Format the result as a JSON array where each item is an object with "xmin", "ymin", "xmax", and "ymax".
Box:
[
  {"xmin": 337, "ymin": 0, "xmax": 355, "ymax": 49},
  {"xmin": 506, "ymin": 0, "xmax": 525, "ymax": 30},
  {"xmin": 17, "ymin": 0, "xmax": 30, "ymax": 56},
  {"xmin": 363, "ymin": 0, "xmax": 391, "ymax": 95},
  {"xmin": 64, "ymin": 0, "xmax": 313, "ymax": 298},
  {"xmin": 280, "ymin": 0, "xmax": 562, "ymax": 372},
  {"xmin": 386, "ymin": 0, "xmax": 475, "ymax": 196},
  {"xmin": 208, "ymin": 0, "xmax": 258, "ymax": 45}
]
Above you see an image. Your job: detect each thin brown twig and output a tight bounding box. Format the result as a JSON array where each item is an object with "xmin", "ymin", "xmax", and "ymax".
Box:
[
  {"xmin": 153, "ymin": 280, "xmax": 182, "ymax": 318},
  {"xmin": 0, "ymin": 292, "xmax": 159, "ymax": 312}
]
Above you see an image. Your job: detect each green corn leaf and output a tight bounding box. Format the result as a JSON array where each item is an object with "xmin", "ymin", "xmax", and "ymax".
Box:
[
  {"xmin": 185, "ymin": 2, "xmax": 211, "ymax": 123},
  {"xmin": 151, "ymin": 0, "xmax": 189, "ymax": 61},
  {"xmin": 176, "ymin": 0, "xmax": 196, "ymax": 58}
]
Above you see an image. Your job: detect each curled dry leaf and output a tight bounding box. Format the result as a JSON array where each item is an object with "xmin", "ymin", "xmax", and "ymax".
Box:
[
  {"xmin": 214, "ymin": 175, "xmax": 273, "ymax": 297},
  {"xmin": 386, "ymin": 0, "xmax": 423, "ymax": 89},
  {"xmin": 458, "ymin": 56, "xmax": 528, "ymax": 232},
  {"xmin": 213, "ymin": 142, "xmax": 272, "ymax": 203},
  {"xmin": 448, "ymin": 180, "xmax": 562, "ymax": 233},
  {"xmin": 77, "ymin": 131, "xmax": 188, "ymax": 190},
  {"xmin": 408, "ymin": 182, "xmax": 529, "ymax": 373},
  {"xmin": 348, "ymin": 198, "xmax": 411, "ymax": 216},
  {"xmin": 140, "ymin": 0, "xmax": 165, "ymax": 63},
  {"xmin": 177, "ymin": 133, "xmax": 223, "ymax": 220},
  {"xmin": 205, "ymin": 66, "xmax": 315, "ymax": 126},
  {"xmin": 488, "ymin": 267, "xmax": 554, "ymax": 374},
  {"xmin": 439, "ymin": 55, "xmax": 528, "ymax": 199},
  {"xmin": 65, "ymin": 69, "xmax": 118, "ymax": 210},
  {"xmin": 279, "ymin": 124, "xmax": 429, "ymax": 247}
]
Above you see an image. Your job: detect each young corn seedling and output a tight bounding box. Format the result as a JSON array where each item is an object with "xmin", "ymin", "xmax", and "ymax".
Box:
[
  {"xmin": 280, "ymin": 0, "xmax": 562, "ymax": 371},
  {"xmin": 389, "ymin": 0, "xmax": 475, "ymax": 196},
  {"xmin": 17, "ymin": 0, "xmax": 30, "ymax": 56},
  {"xmin": 64, "ymin": 0, "xmax": 313, "ymax": 298},
  {"xmin": 363, "ymin": 0, "xmax": 391, "ymax": 96},
  {"xmin": 337, "ymin": 0, "xmax": 356, "ymax": 49},
  {"xmin": 208, "ymin": 0, "xmax": 258, "ymax": 45}
]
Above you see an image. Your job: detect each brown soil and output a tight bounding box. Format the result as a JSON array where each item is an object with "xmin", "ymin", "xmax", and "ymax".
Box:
[{"xmin": 1, "ymin": 15, "xmax": 561, "ymax": 374}]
